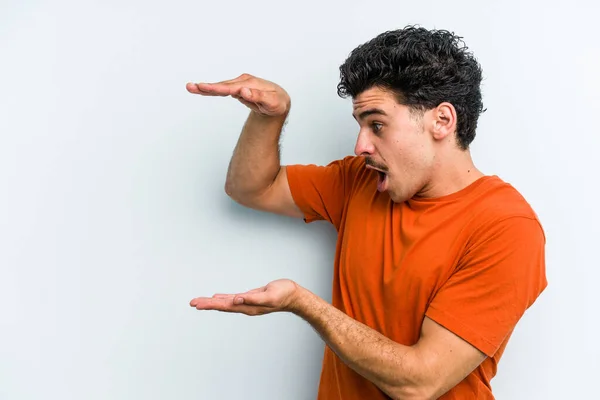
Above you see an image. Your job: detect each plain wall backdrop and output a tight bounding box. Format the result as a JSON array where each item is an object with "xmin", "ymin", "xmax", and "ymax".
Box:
[{"xmin": 1, "ymin": 0, "xmax": 598, "ymax": 399}]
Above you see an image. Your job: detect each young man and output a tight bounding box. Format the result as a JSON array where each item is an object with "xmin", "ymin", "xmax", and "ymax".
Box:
[{"xmin": 186, "ymin": 26, "xmax": 547, "ymax": 400}]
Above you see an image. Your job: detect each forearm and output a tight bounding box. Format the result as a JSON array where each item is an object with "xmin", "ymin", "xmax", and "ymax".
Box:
[
  {"xmin": 225, "ymin": 111, "xmax": 287, "ymax": 201},
  {"xmin": 291, "ymin": 287, "xmax": 431, "ymax": 400}
]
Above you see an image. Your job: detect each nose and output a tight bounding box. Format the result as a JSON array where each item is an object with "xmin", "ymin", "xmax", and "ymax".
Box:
[{"xmin": 354, "ymin": 130, "xmax": 375, "ymax": 156}]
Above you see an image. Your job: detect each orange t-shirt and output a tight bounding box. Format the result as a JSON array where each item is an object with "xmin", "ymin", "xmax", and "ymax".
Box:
[{"xmin": 286, "ymin": 155, "xmax": 547, "ymax": 400}]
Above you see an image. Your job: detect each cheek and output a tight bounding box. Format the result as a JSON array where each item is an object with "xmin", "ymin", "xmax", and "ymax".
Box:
[
  {"xmin": 410, "ymin": 134, "xmax": 435, "ymax": 163},
  {"xmin": 387, "ymin": 141, "xmax": 433, "ymax": 178},
  {"xmin": 391, "ymin": 138, "xmax": 423, "ymax": 165},
  {"xmin": 417, "ymin": 142, "xmax": 434, "ymax": 164}
]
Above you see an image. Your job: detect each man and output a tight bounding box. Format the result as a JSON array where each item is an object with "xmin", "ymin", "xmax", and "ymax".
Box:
[{"xmin": 186, "ymin": 26, "xmax": 547, "ymax": 400}]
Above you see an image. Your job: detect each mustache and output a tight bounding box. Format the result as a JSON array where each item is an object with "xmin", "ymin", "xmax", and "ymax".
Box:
[{"xmin": 365, "ymin": 157, "xmax": 388, "ymax": 172}]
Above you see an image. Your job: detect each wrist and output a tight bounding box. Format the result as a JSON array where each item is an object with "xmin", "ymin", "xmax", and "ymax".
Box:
[
  {"xmin": 249, "ymin": 108, "xmax": 289, "ymax": 123},
  {"xmin": 288, "ymin": 285, "xmax": 318, "ymax": 317}
]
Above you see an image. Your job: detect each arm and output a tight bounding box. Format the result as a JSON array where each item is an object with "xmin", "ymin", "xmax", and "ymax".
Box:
[
  {"xmin": 291, "ymin": 286, "xmax": 485, "ymax": 400},
  {"xmin": 188, "ymin": 74, "xmax": 360, "ymax": 226},
  {"xmin": 190, "ymin": 280, "xmax": 486, "ymax": 400},
  {"xmin": 186, "ymin": 74, "xmax": 303, "ymax": 218},
  {"xmin": 225, "ymin": 111, "xmax": 303, "ymax": 218}
]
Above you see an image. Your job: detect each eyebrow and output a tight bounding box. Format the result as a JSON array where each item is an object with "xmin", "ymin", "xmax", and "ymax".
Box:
[{"xmin": 352, "ymin": 108, "xmax": 388, "ymax": 121}]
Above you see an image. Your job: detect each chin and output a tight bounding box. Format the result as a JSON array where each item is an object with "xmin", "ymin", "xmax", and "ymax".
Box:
[
  {"xmin": 386, "ymin": 185, "xmax": 415, "ymax": 203},
  {"xmin": 387, "ymin": 190, "xmax": 407, "ymax": 203}
]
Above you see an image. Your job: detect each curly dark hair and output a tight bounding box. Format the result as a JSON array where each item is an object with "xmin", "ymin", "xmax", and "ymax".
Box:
[{"xmin": 337, "ymin": 25, "xmax": 485, "ymax": 150}]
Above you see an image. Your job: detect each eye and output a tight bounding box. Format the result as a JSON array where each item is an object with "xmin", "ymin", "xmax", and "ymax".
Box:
[{"xmin": 371, "ymin": 122, "xmax": 383, "ymax": 133}]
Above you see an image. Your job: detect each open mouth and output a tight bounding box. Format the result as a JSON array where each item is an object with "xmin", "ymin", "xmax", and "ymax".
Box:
[
  {"xmin": 366, "ymin": 163, "xmax": 389, "ymax": 192},
  {"xmin": 376, "ymin": 170, "xmax": 388, "ymax": 192}
]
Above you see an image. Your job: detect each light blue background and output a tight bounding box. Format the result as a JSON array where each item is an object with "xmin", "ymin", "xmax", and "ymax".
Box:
[{"xmin": 1, "ymin": 0, "xmax": 598, "ymax": 399}]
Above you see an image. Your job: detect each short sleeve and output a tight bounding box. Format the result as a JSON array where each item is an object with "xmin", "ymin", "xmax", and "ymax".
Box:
[
  {"xmin": 425, "ymin": 216, "xmax": 548, "ymax": 357},
  {"xmin": 285, "ymin": 155, "xmax": 357, "ymax": 228}
]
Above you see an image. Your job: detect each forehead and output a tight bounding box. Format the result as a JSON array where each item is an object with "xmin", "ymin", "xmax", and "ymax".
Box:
[{"xmin": 352, "ymin": 87, "xmax": 400, "ymax": 119}]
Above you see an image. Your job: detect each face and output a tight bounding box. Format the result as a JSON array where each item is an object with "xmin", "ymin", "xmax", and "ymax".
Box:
[{"xmin": 352, "ymin": 87, "xmax": 440, "ymax": 202}]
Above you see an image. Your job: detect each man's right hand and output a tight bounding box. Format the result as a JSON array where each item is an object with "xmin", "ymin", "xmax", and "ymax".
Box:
[
  {"xmin": 186, "ymin": 73, "xmax": 291, "ymax": 117},
  {"xmin": 186, "ymin": 73, "xmax": 304, "ymax": 220}
]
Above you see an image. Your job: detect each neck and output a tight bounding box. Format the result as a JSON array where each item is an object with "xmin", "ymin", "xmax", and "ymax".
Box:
[{"xmin": 416, "ymin": 149, "xmax": 484, "ymax": 199}]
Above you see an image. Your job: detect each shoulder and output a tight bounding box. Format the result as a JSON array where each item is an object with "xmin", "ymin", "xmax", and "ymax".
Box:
[
  {"xmin": 462, "ymin": 175, "xmax": 540, "ymax": 220},
  {"xmin": 465, "ymin": 175, "xmax": 545, "ymax": 244}
]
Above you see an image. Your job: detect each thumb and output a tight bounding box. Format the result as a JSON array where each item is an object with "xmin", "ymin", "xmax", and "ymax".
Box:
[
  {"xmin": 238, "ymin": 88, "xmax": 284, "ymax": 115},
  {"xmin": 235, "ymin": 289, "xmax": 268, "ymax": 306}
]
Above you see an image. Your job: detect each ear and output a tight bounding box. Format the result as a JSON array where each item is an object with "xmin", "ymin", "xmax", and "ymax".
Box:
[{"xmin": 431, "ymin": 102, "xmax": 457, "ymax": 141}]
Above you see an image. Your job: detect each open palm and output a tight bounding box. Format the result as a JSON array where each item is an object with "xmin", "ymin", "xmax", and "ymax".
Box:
[{"xmin": 190, "ymin": 279, "xmax": 299, "ymax": 316}]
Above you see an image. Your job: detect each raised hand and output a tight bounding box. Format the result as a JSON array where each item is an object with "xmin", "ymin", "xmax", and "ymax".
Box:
[
  {"xmin": 186, "ymin": 73, "xmax": 291, "ymax": 117},
  {"xmin": 189, "ymin": 279, "xmax": 300, "ymax": 316}
]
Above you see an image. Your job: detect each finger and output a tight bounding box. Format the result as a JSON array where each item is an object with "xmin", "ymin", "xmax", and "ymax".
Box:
[
  {"xmin": 186, "ymin": 82, "xmax": 217, "ymax": 95},
  {"xmin": 230, "ymin": 286, "xmax": 266, "ymax": 305},
  {"xmin": 190, "ymin": 297, "xmax": 234, "ymax": 311},
  {"xmin": 186, "ymin": 74, "xmax": 253, "ymax": 96},
  {"xmin": 212, "ymin": 293, "xmax": 234, "ymax": 299},
  {"xmin": 234, "ymin": 290, "xmax": 271, "ymax": 306},
  {"xmin": 214, "ymin": 73, "xmax": 252, "ymax": 85},
  {"xmin": 190, "ymin": 296, "xmax": 269, "ymax": 316},
  {"xmin": 206, "ymin": 284, "xmax": 266, "ymax": 301},
  {"xmin": 190, "ymin": 296, "xmax": 212, "ymax": 307},
  {"xmin": 232, "ymin": 88, "xmax": 259, "ymax": 109},
  {"xmin": 186, "ymin": 73, "xmax": 249, "ymax": 93},
  {"xmin": 237, "ymin": 88, "xmax": 282, "ymax": 114},
  {"xmin": 186, "ymin": 82, "xmax": 234, "ymax": 97},
  {"xmin": 245, "ymin": 286, "xmax": 267, "ymax": 294},
  {"xmin": 186, "ymin": 82, "xmax": 208, "ymax": 94},
  {"xmin": 237, "ymin": 87, "xmax": 263, "ymax": 103}
]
